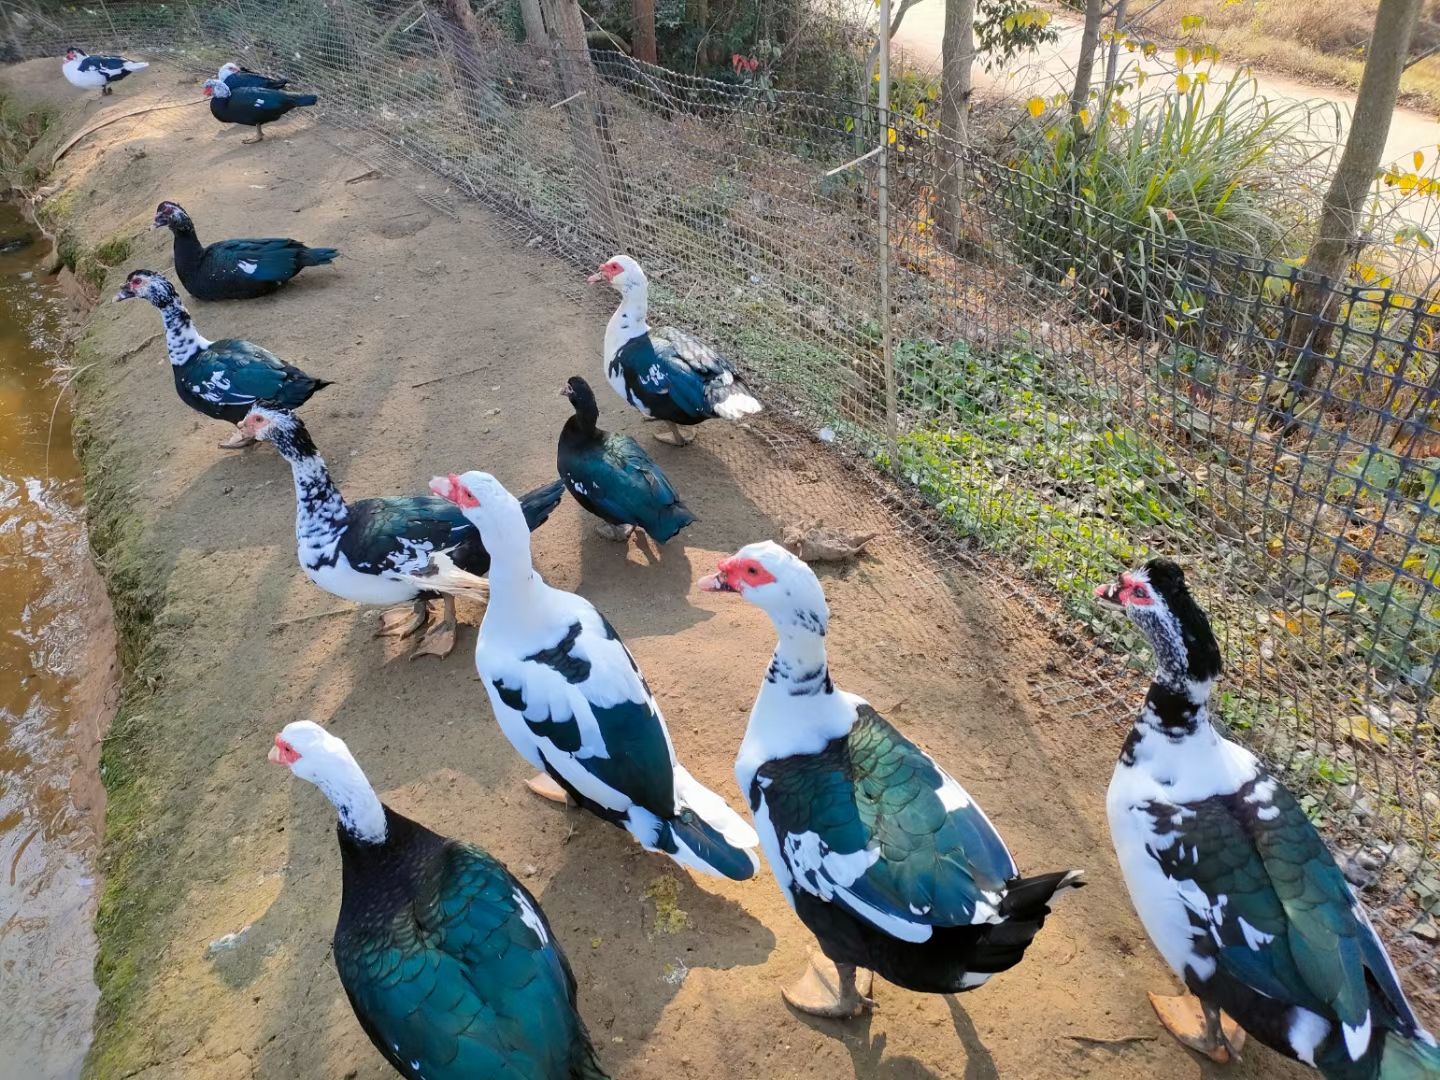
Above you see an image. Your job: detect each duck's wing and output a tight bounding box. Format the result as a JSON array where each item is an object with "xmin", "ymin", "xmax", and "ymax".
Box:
[
  {"xmin": 206, "ymin": 238, "xmax": 308, "ymax": 282},
  {"xmin": 611, "ymin": 333, "xmax": 710, "ymax": 419},
  {"xmin": 340, "ymin": 496, "xmax": 474, "ymax": 576},
  {"xmin": 483, "ymin": 604, "xmax": 678, "ymax": 816},
  {"xmin": 337, "ymin": 841, "xmax": 596, "ymax": 1080},
  {"xmin": 204, "ymin": 339, "xmax": 325, "ymax": 407},
  {"xmin": 1132, "ymin": 770, "xmax": 1424, "ymax": 1062},
  {"xmin": 753, "ymin": 703, "xmax": 1018, "ymax": 940}
]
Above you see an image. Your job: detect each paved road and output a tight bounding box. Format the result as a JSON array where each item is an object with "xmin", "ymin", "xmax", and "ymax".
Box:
[{"xmin": 890, "ymin": 1, "xmax": 1440, "ymax": 170}]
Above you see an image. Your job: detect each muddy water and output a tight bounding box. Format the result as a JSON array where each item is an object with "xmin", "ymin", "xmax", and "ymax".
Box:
[{"xmin": 0, "ymin": 201, "xmax": 109, "ymax": 1079}]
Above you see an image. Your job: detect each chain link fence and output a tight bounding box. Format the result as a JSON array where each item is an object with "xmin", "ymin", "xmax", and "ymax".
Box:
[{"xmin": 6, "ymin": 0, "xmax": 1438, "ymax": 1011}]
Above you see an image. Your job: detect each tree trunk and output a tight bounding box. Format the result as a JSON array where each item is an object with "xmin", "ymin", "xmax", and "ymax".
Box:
[
  {"xmin": 537, "ymin": 0, "xmax": 634, "ymax": 249},
  {"xmin": 1282, "ymin": 0, "xmax": 1422, "ymax": 409},
  {"xmin": 632, "ymin": 0, "xmax": 657, "ymax": 63},
  {"xmin": 1102, "ymin": 0, "xmax": 1128, "ymax": 96},
  {"xmin": 435, "ymin": 0, "xmax": 505, "ymax": 127},
  {"xmin": 934, "ymin": 0, "xmax": 976, "ymax": 251},
  {"xmin": 518, "ymin": 0, "xmax": 548, "ymax": 45},
  {"xmin": 1069, "ymin": 0, "xmax": 1104, "ymax": 120}
]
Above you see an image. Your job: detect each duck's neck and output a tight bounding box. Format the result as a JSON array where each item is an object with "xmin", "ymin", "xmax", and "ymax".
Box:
[
  {"xmin": 760, "ymin": 616, "xmax": 834, "ymax": 701},
  {"xmin": 318, "ymin": 767, "xmax": 387, "ymax": 846},
  {"xmin": 477, "ymin": 516, "xmax": 538, "ymax": 611},
  {"xmin": 1118, "ymin": 663, "xmax": 1215, "ymax": 766},
  {"xmin": 157, "ymin": 296, "xmax": 212, "ymax": 366},
  {"xmin": 272, "ymin": 433, "xmax": 349, "ymax": 562},
  {"xmin": 603, "ymin": 283, "xmax": 650, "ymax": 359},
  {"xmin": 169, "ymin": 224, "xmax": 204, "ymax": 272},
  {"xmin": 561, "ymin": 403, "xmax": 601, "ymax": 445}
]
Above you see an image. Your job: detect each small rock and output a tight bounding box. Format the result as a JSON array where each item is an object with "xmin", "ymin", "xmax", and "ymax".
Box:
[
  {"xmin": 817, "ymin": 426, "xmax": 835, "ymax": 443},
  {"xmin": 206, "ymin": 926, "xmax": 251, "ymax": 956},
  {"xmin": 1423, "ymin": 792, "xmax": 1440, "ymax": 819},
  {"xmin": 1411, "ymin": 918, "xmax": 1439, "ymax": 944}
]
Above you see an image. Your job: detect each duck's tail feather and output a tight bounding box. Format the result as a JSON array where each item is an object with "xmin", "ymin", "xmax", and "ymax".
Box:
[
  {"xmin": 999, "ymin": 868, "xmax": 1085, "ymax": 921},
  {"xmin": 1377, "ymin": 1029, "xmax": 1440, "ymax": 1080},
  {"xmin": 520, "ymin": 478, "xmax": 566, "ymax": 531},
  {"xmin": 657, "ymin": 767, "xmax": 760, "ymax": 881},
  {"xmin": 647, "ymin": 502, "xmax": 696, "ymax": 544},
  {"xmin": 291, "ymin": 92, "xmax": 319, "ymax": 106},
  {"xmin": 299, "ymin": 245, "xmax": 339, "ymax": 266},
  {"xmin": 708, "ymin": 378, "xmax": 762, "ymax": 420},
  {"xmin": 123, "ymin": 60, "xmax": 149, "ymax": 71},
  {"xmin": 403, "ymin": 550, "xmax": 491, "ymax": 602}
]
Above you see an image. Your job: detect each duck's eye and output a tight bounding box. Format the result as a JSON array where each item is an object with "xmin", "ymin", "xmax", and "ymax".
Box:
[
  {"xmin": 1132, "ymin": 585, "xmax": 1147, "ymax": 599},
  {"xmin": 746, "ymin": 565, "xmax": 759, "ymax": 577}
]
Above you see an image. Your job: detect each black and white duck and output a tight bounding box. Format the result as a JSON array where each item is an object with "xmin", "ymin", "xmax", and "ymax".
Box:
[
  {"xmin": 113, "ymin": 269, "xmax": 330, "ymax": 448},
  {"xmin": 588, "ymin": 255, "xmax": 760, "ymax": 446},
  {"xmin": 269, "ymin": 720, "xmax": 610, "ymax": 1080},
  {"xmin": 202, "ymin": 77, "xmax": 317, "ymax": 143},
  {"xmin": 700, "ymin": 541, "xmax": 1083, "ymax": 1017},
  {"xmin": 153, "ymin": 201, "xmax": 339, "ymax": 301},
  {"xmin": 240, "ymin": 408, "xmax": 564, "ymax": 660},
  {"xmin": 1098, "ymin": 559, "xmax": 1440, "ymax": 1077},
  {"xmin": 557, "ymin": 376, "xmax": 695, "ymax": 544},
  {"xmin": 62, "ymin": 47, "xmax": 147, "ymax": 96},
  {"xmin": 405, "ymin": 471, "xmax": 760, "ymax": 881},
  {"xmin": 218, "ymin": 61, "xmax": 289, "ymax": 90}
]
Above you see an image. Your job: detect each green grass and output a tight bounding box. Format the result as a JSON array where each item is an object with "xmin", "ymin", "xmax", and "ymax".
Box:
[{"xmin": 887, "ymin": 338, "xmax": 1196, "ymax": 634}]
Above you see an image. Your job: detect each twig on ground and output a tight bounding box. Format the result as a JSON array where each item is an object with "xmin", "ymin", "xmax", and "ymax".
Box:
[{"xmin": 411, "ymin": 365, "xmax": 485, "ymax": 388}]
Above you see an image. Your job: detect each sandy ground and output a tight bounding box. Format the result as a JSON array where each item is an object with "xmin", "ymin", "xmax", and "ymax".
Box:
[{"xmin": 0, "ymin": 59, "xmax": 1315, "ymax": 1080}]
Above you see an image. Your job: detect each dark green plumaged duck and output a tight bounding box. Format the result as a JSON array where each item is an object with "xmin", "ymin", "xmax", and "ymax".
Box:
[
  {"xmin": 269, "ymin": 721, "xmax": 610, "ymax": 1080},
  {"xmin": 153, "ymin": 201, "xmax": 338, "ymax": 301},
  {"xmin": 1099, "ymin": 559, "xmax": 1440, "ymax": 1077},
  {"xmin": 113, "ymin": 269, "xmax": 330, "ymax": 448},
  {"xmin": 558, "ymin": 376, "xmax": 695, "ymax": 544}
]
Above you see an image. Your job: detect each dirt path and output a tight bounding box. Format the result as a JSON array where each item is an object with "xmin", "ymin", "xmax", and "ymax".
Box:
[{"xmin": 3, "ymin": 59, "xmax": 1310, "ymax": 1080}]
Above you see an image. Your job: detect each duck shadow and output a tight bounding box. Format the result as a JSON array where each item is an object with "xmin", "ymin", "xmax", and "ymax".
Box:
[{"xmin": 781, "ymin": 992, "xmax": 995, "ymax": 1080}]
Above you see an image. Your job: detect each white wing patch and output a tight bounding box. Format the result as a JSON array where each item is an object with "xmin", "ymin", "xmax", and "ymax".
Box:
[
  {"xmin": 238, "ymin": 259, "xmax": 258, "ymax": 275},
  {"xmin": 935, "ymin": 770, "xmax": 972, "ymax": 812},
  {"xmin": 513, "ymin": 888, "xmax": 550, "ymax": 946},
  {"xmin": 1287, "ymin": 1008, "xmax": 1330, "ymax": 1066},
  {"xmin": 196, "ymin": 369, "xmax": 233, "ymax": 403}
]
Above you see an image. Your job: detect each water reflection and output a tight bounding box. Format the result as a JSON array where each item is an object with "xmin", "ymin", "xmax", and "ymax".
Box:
[{"xmin": 0, "ymin": 200, "xmax": 104, "ymax": 1079}]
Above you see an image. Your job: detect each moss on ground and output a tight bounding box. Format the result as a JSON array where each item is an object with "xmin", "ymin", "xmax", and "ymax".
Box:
[{"xmin": 67, "ymin": 349, "xmax": 174, "ymax": 1079}]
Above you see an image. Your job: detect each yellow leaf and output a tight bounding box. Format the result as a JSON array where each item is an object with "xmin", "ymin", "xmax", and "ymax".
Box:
[
  {"xmin": 1335, "ymin": 589, "xmax": 1355, "ymax": 600},
  {"xmin": 1174, "ymin": 45, "xmax": 1189, "ymax": 68},
  {"xmin": 1176, "ymin": 73, "xmax": 1191, "ymax": 93},
  {"xmin": 1078, "ymin": 107, "xmax": 1092, "ymax": 125},
  {"xmin": 1417, "ymin": 149, "xmax": 1426, "ymax": 171},
  {"xmin": 1341, "ymin": 715, "xmax": 1390, "ymax": 748},
  {"xmin": 888, "ymin": 126, "xmax": 897, "ymax": 144},
  {"xmin": 1027, "ymin": 96, "xmax": 1046, "ymax": 118},
  {"xmin": 1194, "ymin": 71, "xmax": 1208, "ymax": 86}
]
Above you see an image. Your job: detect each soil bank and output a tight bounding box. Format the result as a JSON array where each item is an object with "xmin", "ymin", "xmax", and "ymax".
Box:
[{"xmin": 1, "ymin": 58, "xmax": 1309, "ymax": 1080}]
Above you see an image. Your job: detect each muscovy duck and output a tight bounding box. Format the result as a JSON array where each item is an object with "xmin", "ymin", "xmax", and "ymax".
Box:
[
  {"xmin": 153, "ymin": 201, "xmax": 339, "ymax": 301},
  {"xmin": 202, "ymin": 77, "xmax": 317, "ymax": 143},
  {"xmin": 240, "ymin": 408, "xmax": 564, "ymax": 660},
  {"xmin": 588, "ymin": 255, "xmax": 761, "ymax": 446},
  {"xmin": 112, "ymin": 270, "xmax": 330, "ymax": 448},
  {"xmin": 700, "ymin": 541, "xmax": 1083, "ymax": 1017},
  {"xmin": 268, "ymin": 721, "xmax": 610, "ymax": 1080},
  {"xmin": 558, "ymin": 376, "xmax": 695, "ymax": 544},
  {"xmin": 1098, "ymin": 559, "xmax": 1440, "ymax": 1076},
  {"xmin": 407, "ymin": 471, "xmax": 760, "ymax": 881},
  {"xmin": 62, "ymin": 48, "xmax": 148, "ymax": 96},
  {"xmin": 218, "ymin": 61, "xmax": 289, "ymax": 90}
]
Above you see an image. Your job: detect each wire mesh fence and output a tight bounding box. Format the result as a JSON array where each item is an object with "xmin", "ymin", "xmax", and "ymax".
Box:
[{"xmin": 6, "ymin": 0, "xmax": 1439, "ymax": 1010}]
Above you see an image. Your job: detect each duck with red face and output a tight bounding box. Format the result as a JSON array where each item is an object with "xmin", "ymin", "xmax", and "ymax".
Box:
[
  {"xmin": 588, "ymin": 254, "xmax": 760, "ymax": 446},
  {"xmin": 1098, "ymin": 558, "xmax": 1440, "ymax": 1076},
  {"xmin": 701, "ymin": 540, "xmax": 1083, "ymax": 1018}
]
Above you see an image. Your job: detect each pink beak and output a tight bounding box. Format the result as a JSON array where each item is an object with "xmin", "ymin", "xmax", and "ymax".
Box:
[{"xmin": 586, "ymin": 271, "xmax": 606, "ymax": 284}]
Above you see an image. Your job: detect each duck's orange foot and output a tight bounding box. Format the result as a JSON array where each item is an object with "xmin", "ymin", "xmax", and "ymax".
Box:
[{"xmin": 1148, "ymin": 991, "xmax": 1245, "ymax": 1064}]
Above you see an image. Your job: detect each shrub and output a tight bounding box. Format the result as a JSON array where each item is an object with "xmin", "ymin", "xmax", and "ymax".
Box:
[{"xmin": 1004, "ymin": 73, "xmax": 1333, "ymax": 339}]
